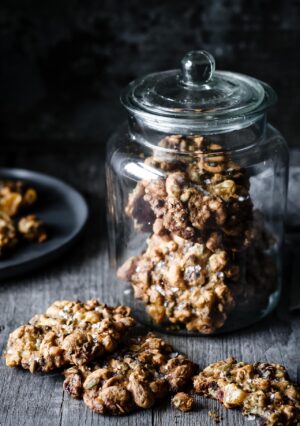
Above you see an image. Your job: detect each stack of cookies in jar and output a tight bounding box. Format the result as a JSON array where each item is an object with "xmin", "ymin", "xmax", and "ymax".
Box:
[{"xmin": 118, "ymin": 134, "xmax": 276, "ymax": 334}]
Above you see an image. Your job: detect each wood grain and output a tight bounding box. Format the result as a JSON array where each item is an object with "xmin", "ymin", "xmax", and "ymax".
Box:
[{"xmin": 0, "ymin": 151, "xmax": 299, "ymax": 426}]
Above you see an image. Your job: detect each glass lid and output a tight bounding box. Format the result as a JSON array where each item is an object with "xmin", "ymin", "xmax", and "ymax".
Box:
[{"xmin": 121, "ymin": 50, "xmax": 277, "ymax": 132}]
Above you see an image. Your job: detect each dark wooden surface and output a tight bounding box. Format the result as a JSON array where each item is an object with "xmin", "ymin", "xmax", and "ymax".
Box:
[{"xmin": 0, "ymin": 150, "xmax": 299, "ymax": 426}]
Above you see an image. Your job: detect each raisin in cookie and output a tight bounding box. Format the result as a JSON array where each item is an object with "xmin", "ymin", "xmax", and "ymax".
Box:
[
  {"xmin": 193, "ymin": 357, "xmax": 300, "ymax": 426},
  {"xmin": 4, "ymin": 299, "xmax": 135, "ymax": 373},
  {"xmin": 63, "ymin": 332, "xmax": 196, "ymax": 415}
]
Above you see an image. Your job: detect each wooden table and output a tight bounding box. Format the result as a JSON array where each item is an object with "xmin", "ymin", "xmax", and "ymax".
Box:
[{"xmin": 0, "ymin": 148, "xmax": 299, "ymax": 426}]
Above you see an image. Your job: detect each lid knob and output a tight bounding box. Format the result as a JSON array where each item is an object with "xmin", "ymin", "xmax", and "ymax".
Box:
[{"xmin": 180, "ymin": 50, "xmax": 215, "ymax": 87}]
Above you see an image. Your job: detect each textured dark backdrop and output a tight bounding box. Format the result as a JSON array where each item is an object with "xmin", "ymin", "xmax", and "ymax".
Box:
[{"xmin": 1, "ymin": 0, "xmax": 300, "ymax": 150}]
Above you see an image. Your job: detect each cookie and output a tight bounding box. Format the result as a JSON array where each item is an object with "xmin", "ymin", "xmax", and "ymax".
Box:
[
  {"xmin": 4, "ymin": 299, "xmax": 136, "ymax": 373},
  {"xmin": 18, "ymin": 214, "xmax": 47, "ymax": 243},
  {"xmin": 118, "ymin": 225, "xmax": 236, "ymax": 334},
  {"xmin": 0, "ymin": 211, "xmax": 18, "ymax": 257},
  {"xmin": 125, "ymin": 135, "xmax": 253, "ymax": 251},
  {"xmin": 0, "ymin": 180, "xmax": 37, "ymax": 217},
  {"xmin": 63, "ymin": 332, "xmax": 196, "ymax": 415},
  {"xmin": 193, "ymin": 357, "xmax": 300, "ymax": 425}
]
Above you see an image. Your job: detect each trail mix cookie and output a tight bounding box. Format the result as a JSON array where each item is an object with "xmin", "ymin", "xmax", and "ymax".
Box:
[
  {"xmin": 4, "ymin": 299, "xmax": 136, "ymax": 373},
  {"xmin": 125, "ymin": 135, "xmax": 253, "ymax": 251},
  {"xmin": 193, "ymin": 357, "xmax": 300, "ymax": 426},
  {"xmin": 0, "ymin": 211, "xmax": 18, "ymax": 257},
  {"xmin": 0, "ymin": 179, "xmax": 48, "ymax": 257},
  {"xmin": 0, "ymin": 180, "xmax": 37, "ymax": 217},
  {"xmin": 118, "ymin": 224, "xmax": 236, "ymax": 334},
  {"xmin": 18, "ymin": 214, "xmax": 47, "ymax": 243},
  {"xmin": 63, "ymin": 332, "xmax": 196, "ymax": 415}
]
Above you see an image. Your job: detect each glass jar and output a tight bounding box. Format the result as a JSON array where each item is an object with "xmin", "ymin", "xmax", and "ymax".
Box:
[{"xmin": 106, "ymin": 51, "xmax": 289, "ymax": 335}]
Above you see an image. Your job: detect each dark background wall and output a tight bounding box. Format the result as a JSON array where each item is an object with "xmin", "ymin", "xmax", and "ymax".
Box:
[{"xmin": 1, "ymin": 0, "xmax": 300, "ymax": 150}]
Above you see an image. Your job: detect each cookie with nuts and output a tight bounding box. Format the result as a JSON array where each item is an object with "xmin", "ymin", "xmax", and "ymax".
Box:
[
  {"xmin": 0, "ymin": 180, "xmax": 37, "ymax": 217},
  {"xmin": 18, "ymin": 214, "xmax": 47, "ymax": 243},
  {"xmin": 118, "ymin": 224, "xmax": 236, "ymax": 334},
  {"xmin": 193, "ymin": 357, "xmax": 300, "ymax": 426},
  {"xmin": 63, "ymin": 332, "xmax": 196, "ymax": 415},
  {"xmin": 125, "ymin": 135, "xmax": 253, "ymax": 251},
  {"xmin": 4, "ymin": 299, "xmax": 136, "ymax": 373}
]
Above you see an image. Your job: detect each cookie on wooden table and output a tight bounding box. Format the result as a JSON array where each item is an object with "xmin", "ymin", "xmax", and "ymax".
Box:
[
  {"xmin": 63, "ymin": 332, "xmax": 196, "ymax": 415},
  {"xmin": 193, "ymin": 356, "xmax": 300, "ymax": 426},
  {"xmin": 4, "ymin": 299, "xmax": 136, "ymax": 373}
]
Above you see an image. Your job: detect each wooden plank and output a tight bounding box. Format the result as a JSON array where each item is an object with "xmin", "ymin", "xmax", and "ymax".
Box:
[{"xmin": 0, "ymin": 152, "xmax": 299, "ymax": 426}]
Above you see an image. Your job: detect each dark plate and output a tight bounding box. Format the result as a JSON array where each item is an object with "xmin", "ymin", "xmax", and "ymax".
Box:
[{"xmin": 0, "ymin": 168, "xmax": 89, "ymax": 280}]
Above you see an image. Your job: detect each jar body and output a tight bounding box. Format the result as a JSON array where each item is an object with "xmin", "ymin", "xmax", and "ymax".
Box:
[{"xmin": 106, "ymin": 119, "xmax": 289, "ymax": 335}]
